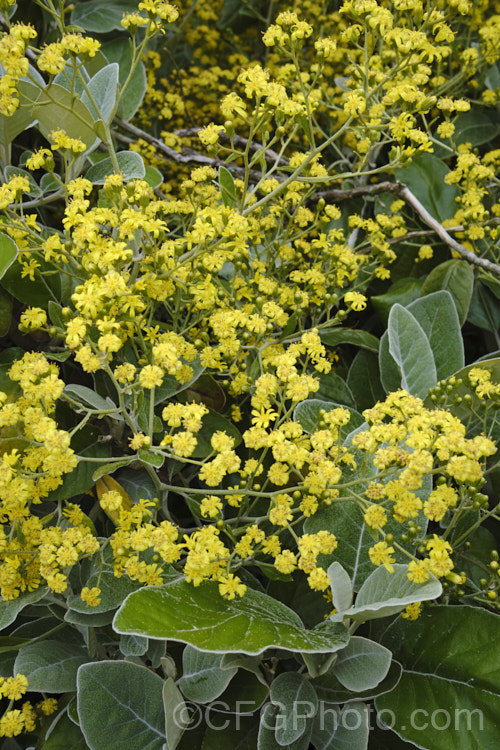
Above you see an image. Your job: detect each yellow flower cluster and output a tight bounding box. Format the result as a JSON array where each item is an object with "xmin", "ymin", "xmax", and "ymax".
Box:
[{"xmin": 0, "ymin": 353, "xmax": 100, "ymax": 599}]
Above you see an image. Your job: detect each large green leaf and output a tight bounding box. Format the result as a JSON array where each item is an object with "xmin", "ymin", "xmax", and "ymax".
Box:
[
  {"xmin": 312, "ymin": 661, "xmax": 402, "ymax": 705},
  {"xmin": 102, "ymin": 38, "xmax": 147, "ymax": 121},
  {"xmin": 191, "ymin": 409, "xmax": 242, "ymax": 457},
  {"xmin": 332, "ymin": 637, "xmax": 392, "ymax": 692},
  {"xmin": 330, "ymin": 564, "xmax": 441, "ymax": 622},
  {"xmin": 407, "ymin": 291, "xmax": 464, "ymax": 379},
  {"xmin": 387, "ymin": 304, "xmax": 437, "ymax": 397},
  {"xmin": 67, "ymin": 567, "xmax": 153, "ymax": 615},
  {"xmin": 327, "ymin": 562, "xmax": 353, "ymax": 614},
  {"xmin": 468, "ymin": 282, "xmax": 500, "ymax": 334},
  {"xmin": 86, "ymin": 151, "xmax": 145, "ymax": 184},
  {"xmin": 378, "ymin": 331, "xmax": 403, "ymax": 394},
  {"xmin": 154, "ymin": 358, "xmax": 205, "ymax": 405},
  {"xmin": 14, "ymin": 640, "xmax": 88, "ymax": 693},
  {"xmin": 305, "ymin": 473, "xmax": 431, "ymax": 592},
  {"xmin": 293, "ymin": 399, "xmax": 363, "ymax": 439},
  {"xmin": 34, "ymin": 84, "xmax": 97, "ymax": 151},
  {"xmin": 0, "ymin": 588, "xmax": 46, "ymax": 631},
  {"xmin": 347, "ymin": 351, "xmax": 385, "ymax": 412},
  {"xmin": 372, "ymin": 277, "xmax": 425, "ymax": 326},
  {"xmin": 315, "ymin": 372, "xmax": 356, "ymax": 407},
  {"xmin": 64, "ymin": 384, "xmax": 116, "ymax": 412},
  {"xmin": 219, "ymin": 166, "xmax": 237, "ymax": 208},
  {"xmin": 113, "ymin": 579, "xmax": 349, "ymax": 655},
  {"xmin": 42, "ymin": 711, "xmax": 88, "ymax": 750},
  {"xmin": 0, "ymin": 287, "xmax": 12, "ymax": 336},
  {"xmin": 0, "ymin": 232, "xmax": 18, "ymax": 280},
  {"xmin": 433, "ymin": 108, "xmax": 500, "ymax": 157},
  {"xmin": 311, "ymin": 701, "xmax": 369, "ymax": 750},
  {"xmin": 163, "ymin": 677, "xmax": 188, "ymax": 750},
  {"xmin": 377, "ymin": 606, "xmax": 500, "ymax": 749},
  {"xmin": 178, "ymin": 645, "xmax": 237, "ymax": 702},
  {"xmin": 258, "ymin": 702, "xmax": 312, "ymax": 750},
  {"xmin": 394, "ymin": 153, "xmax": 460, "ymax": 221},
  {"xmin": 47, "ymin": 437, "xmax": 111, "ymax": 502},
  {"xmin": 270, "ymin": 672, "xmax": 318, "ymax": 745},
  {"xmin": 419, "ymin": 260, "xmax": 474, "ymax": 326},
  {"xmin": 71, "ymin": 0, "xmax": 140, "ymax": 32},
  {"xmin": 319, "ymin": 329, "xmax": 379, "ymax": 353},
  {"xmin": 77, "ymin": 661, "xmax": 165, "ymax": 750},
  {"xmin": 81, "ymin": 64, "xmax": 119, "ymax": 124}
]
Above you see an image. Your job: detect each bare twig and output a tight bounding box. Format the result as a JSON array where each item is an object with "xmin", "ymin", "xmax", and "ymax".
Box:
[
  {"xmin": 400, "ymin": 185, "xmax": 500, "ymax": 275},
  {"xmin": 112, "ymin": 118, "xmax": 500, "ymax": 274},
  {"xmin": 317, "ymin": 181, "xmax": 500, "ymax": 275},
  {"xmin": 174, "ymin": 127, "xmax": 289, "ymax": 166},
  {"xmin": 112, "ymin": 121, "xmax": 263, "ymax": 183}
]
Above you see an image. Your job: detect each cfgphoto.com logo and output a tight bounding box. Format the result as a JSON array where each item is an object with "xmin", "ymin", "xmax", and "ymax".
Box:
[{"xmin": 172, "ymin": 700, "xmax": 485, "ymax": 734}]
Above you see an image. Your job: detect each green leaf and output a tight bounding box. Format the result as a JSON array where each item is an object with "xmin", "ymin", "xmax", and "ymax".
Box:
[
  {"xmin": 81, "ymin": 63, "xmax": 119, "ymax": 124},
  {"xmin": 92, "ymin": 458, "xmax": 134, "ymax": 482},
  {"xmin": 154, "ymin": 358, "xmax": 205, "ymax": 405},
  {"xmin": 331, "ymin": 564, "xmax": 441, "ymax": 622},
  {"xmin": 67, "ymin": 568, "xmax": 143, "ymax": 615},
  {"xmin": 163, "ymin": 677, "xmax": 189, "ymax": 750},
  {"xmin": 372, "ymin": 277, "xmax": 425, "ymax": 326},
  {"xmin": 468, "ymin": 282, "xmax": 500, "ymax": 334},
  {"xmin": 270, "ymin": 672, "xmax": 318, "ymax": 745},
  {"xmin": 113, "ymin": 579, "xmax": 349, "ymax": 656},
  {"xmin": 14, "ymin": 640, "xmax": 88, "ymax": 693},
  {"xmin": 319, "ymin": 329, "xmax": 379, "ymax": 352},
  {"xmin": 0, "ymin": 287, "xmax": 12, "ymax": 336},
  {"xmin": 144, "ymin": 165, "xmax": 164, "ymax": 189},
  {"xmin": 434, "ymin": 108, "xmax": 500, "ymax": 157},
  {"xmin": 219, "ymin": 166, "xmax": 237, "ymax": 208},
  {"xmin": 305, "ymin": 476, "xmax": 431, "ymax": 592},
  {"xmin": 213, "ymin": 668, "xmax": 269, "ymax": 713},
  {"xmin": 102, "ymin": 38, "xmax": 147, "ymax": 121},
  {"xmin": 42, "ymin": 710, "xmax": 88, "ymax": 750},
  {"xmin": 0, "ymin": 588, "xmax": 46, "ymax": 632},
  {"xmin": 34, "ymin": 84, "xmax": 97, "ymax": 151},
  {"xmin": 315, "ymin": 373, "xmax": 356, "ymax": 407},
  {"xmin": 378, "ymin": 331, "xmax": 405, "ymax": 394},
  {"xmin": 65, "ymin": 609, "xmax": 115, "ymax": 627},
  {"xmin": 387, "ymin": 304, "xmax": 437, "ymax": 397},
  {"xmin": 77, "ymin": 661, "xmax": 165, "ymax": 750},
  {"xmin": 64, "ymin": 384, "xmax": 115, "ymax": 412},
  {"xmin": 377, "ymin": 605, "xmax": 500, "ymax": 749},
  {"xmin": 138, "ymin": 448, "xmax": 164, "ymax": 468},
  {"xmin": 191, "ymin": 409, "xmax": 241, "ymax": 457},
  {"xmin": 293, "ymin": 400, "xmax": 363, "ymax": 439},
  {"xmin": 0, "ymin": 81, "xmax": 38, "ymax": 153},
  {"xmin": 0, "ymin": 233, "xmax": 18, "ymax": 280},
  {"xmin": 332, "ymin": 637, "xmax": 392, "ymax": 692},
  {"xmin": 4, "ymin": 165, "xmax": 42, "ymax": 197},
  {"xmin": 71, "ymin": 0, "xmax": 140, "ymax": 32},
  {"xmin": 327, "ymin": 562, "xmax": 353, "ymax": 613},
  {"xmin": 115, "ymin": 466, "xmax": 159, "ymax": 504},
  {"xmin": 119, "ymin": 634, "xmax": 148, "ymax": 656},
  {"xmin": 419, "ymin": 260, "xmax": 474, "ymax": 326},
  {"xmin": 312, "ymin": 661, "xmax": 402, "ymax": 705},
  {"xmin": 258, "ymin": 703, "xmax": 312, "ymax": 750},
  {"xmin": 311, "ymin": 701, "xmax": 369, "ymax": 750},
  {"xmin": 178, "ymin": 646, "xmax": 237, "ymax": 702},
  {"xmin": 407, "ymin": 291, "xmax": 464, "ymax": 379},
  {"xmin": 394, "ymin": 153, "xmax": 460, "ymax": 221},
  {"xmin": 347, "ymin": 351, "xmax": 385, "ymax": 412},
  {"xmin": 86, "ymin": 151, "xmax": 145, "ymax": 184},
  {"xmin": 424, "ymin": 358, "xmax": 500, "ymax": 440}
]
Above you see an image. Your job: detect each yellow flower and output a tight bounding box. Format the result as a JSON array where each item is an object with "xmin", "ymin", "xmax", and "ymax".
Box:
[{"xmin": 369, "ymin": 541, "xmax": 395, "ymax": 573}]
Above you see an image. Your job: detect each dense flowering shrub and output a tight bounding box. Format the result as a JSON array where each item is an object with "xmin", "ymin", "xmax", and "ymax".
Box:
[{"xmin": 0, "ymin": 0, "xmax": 499, "ymax": 747}]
